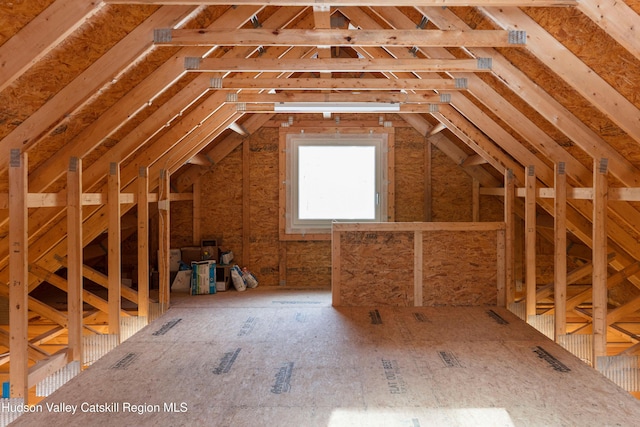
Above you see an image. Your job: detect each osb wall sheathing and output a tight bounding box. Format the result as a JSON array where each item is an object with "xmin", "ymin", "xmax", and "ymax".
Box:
[
  {"xmin": 431, "ymin": 146, "xmax": 473, "ymax": 222},
  {"xmin": 339, "ymin": 231, "xmax": 415, "ymax": 306},
  {"xmin": 196, "ymin": 121, "xmax": 503, "ymax": 288},
  {"xmin": 394, "ymin": 127, "xmax": 425, "ymax": 222},
  {"xmin": 422, "ymin": 230, "xmax": 498, "ymax": 306}
]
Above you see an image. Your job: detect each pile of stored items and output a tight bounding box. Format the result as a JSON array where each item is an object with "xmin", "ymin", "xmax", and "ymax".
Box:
[{"xmin": 168, "ymin": 239, "xmax": 258, "ymax": 295}]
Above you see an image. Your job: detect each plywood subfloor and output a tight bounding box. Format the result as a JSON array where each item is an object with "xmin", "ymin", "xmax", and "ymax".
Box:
[{"xmin": 10, "ymin": 288, "xmax": 640, "ymax": 426}]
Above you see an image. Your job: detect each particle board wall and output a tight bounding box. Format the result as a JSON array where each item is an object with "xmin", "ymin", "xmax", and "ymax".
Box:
[
  {"xmin": 333, "ymin": 222, "xmax": 504, "ymax": 307},
  {"xmin": 194, "ymin": 120, "xmax": 503, "ymax": 289},
  {"xmin": 431, "ymin": 145, "xmax": 473, "ymax": 222},
  {"xmin": 422, "ymin": 229, "xmax": 498, "ymax": 306},
  {"xmin": 394, "ymin": 127, "xmax": 425, "ymax": 222},
  {"xmin": 339, "ymin": 230, "xmax": 416, "ymax": 306}
]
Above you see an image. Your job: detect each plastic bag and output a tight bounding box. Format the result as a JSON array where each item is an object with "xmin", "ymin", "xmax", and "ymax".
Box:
[{"xmin": 230, "ymin": 265, "xmax": 246, "ymax": 291}]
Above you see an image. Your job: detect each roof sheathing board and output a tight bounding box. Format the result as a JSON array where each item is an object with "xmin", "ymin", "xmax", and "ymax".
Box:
[
  {"xmin": 0, "ymin": 0, "xmax": 55, "ymax": 45},
  {"xmin": 0, "ymin": 5, "xmax": 158, "ymax": 168}
]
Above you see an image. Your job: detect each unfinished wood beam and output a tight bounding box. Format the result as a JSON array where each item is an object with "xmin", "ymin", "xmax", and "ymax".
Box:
[
  {"xmin": 504, "ymin": 170, "xmax": 515, "ymax": 305},
  {"xmin": 192, "ymin": 177, "xmax": 202, "ymax": 246},
  {"xmin": 414, "ymin": 230, "xmax": 423, "ymax": 306},
  {"xmin": 67, "ymin": 157, "xmax": 83, "ymax": 363},
  {"xmin": 313, "ymin": 4, "xmax": 332, "ymax": 83},
  {"xmin": 472, "ymin": 178, "xmax": 480, "ymax": 222},
  {"xmin": 186, "ymin": 153, "xmax": 213, "ymax": 166},
  {"xmin": 226, "ymin": 92, "xmax": 446, "ymax": 104},
  {"xmin": 138, "ymin": 167, "xmax": 150, "ymax": 319},
  {"xmin": 243, "ymin": 139, "xmax": 251, "ymax": 267},
  {"xmin": 108, "ymin": 0, "xmax": 578, "ymax": 6},
  {"xmin": 108, "ymin": 163, "xmax": 121, "ymax": 337},
  {"xmin": 210, "ymin": 77, "xmax": 466, "ymax": 91},
  {"xmin": 191, "ymin": 57, "xmax": 492, "ymax": 73},
  {"xmin": 593, "ymin": 158, "xmax": 608, "ymax": 364},
  {"xmin": 525, "ymin": 166, "xmax": 537, "ymax": 319},
  {"xmin": 9, "ymin": 149, "xmax": 29, "ymax": 400},
  {"xmin": 424, "ymin": 139, "xmax": 432, "ymax": 222},
  {"xmin": 462, "ymin": 154, "xmax": 488, "ymax": 168},
  {"xmin": 427, "ymin": 122, "xmax": 447, "ymax": 136},
  {"xmin": 554, "ymin": 162, "xmax": 567, "ymax": 338},
  {"xmin": 158, "ymin": 169, "xmax": 171, "ymax": 308},
  {"xmin": 228, "ymin": 122, "xmax": 248, "ymax": 137},
  {"xmin": 27, "ymin": 351, "xmax": 68, "ymax": 389},
  {"xmin": 159, "ymin": 28, "xmax": 525, "ymax": 47}
]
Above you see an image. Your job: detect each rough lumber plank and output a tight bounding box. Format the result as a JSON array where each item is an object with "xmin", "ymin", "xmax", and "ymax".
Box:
[
  {"xmin": 160, "ymin": 28, "xmax": 520, "ymax": 47},
  {"xmin": 243, "ymin": 139, "xmax": 251, "ymax": 266},
  {"xmin": 525, "ymin": 166, "xmax": 536, "ymax": 318},
  {"xmin": 505, "ymin": 170, "xmax": 515, "ymax": 304},
  {"xmin": 229, "ymin": 92, "xmax": 445, "ymax": 104},
  {"xmin": 137, "ymin": 167, "xmax": 150, "ymax": 319},
  {"xmin": 424, "ymin": 140, "xmax": 432, "ymax": 221},
  {"xmin": 9, "ymin": 150, "xmax": 29, "ymax": 399},
  {"xmin": 592, "ymin": 159, "xmax": 608, "ymax": 362},
  {"xmin": 214, "ymin": 77, "xmax": 464, "ymax": 90},
  {"xmin": 331, "ymin": 227, "xmax": 341, "ymax": 307},
  {"xmin": 106, "ymin": 0, "xmax": 578, "ymax": 5},
  {"xmin": 192, "ymin": 57, "xmax": 490, "ymax": 72},
  {"xmin": 108, "ymin": 163, "xmax": 122, "ymax": 336},
  {"xmin": 27, "ymin": 351, "xmax": 68, "ymax": 389},
  {"xmin": 67, "ymin": 157, "xmax": 83, "ymax": 363},
  {"xmin": 414, "ymin": 230, "xmax": 423, "ymax": 306},
  {"xmin": 158, "ymin": 169, "xmax": 171, "ymax": 307},
  {"xmin": 554, "ymin": 163, "xmax": 567, "ymax": 338}
]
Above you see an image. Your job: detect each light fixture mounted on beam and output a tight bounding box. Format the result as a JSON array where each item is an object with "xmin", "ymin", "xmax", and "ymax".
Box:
[{"xmin": 273, "ymin": 102, "xmax": 400, "ymax": 113}]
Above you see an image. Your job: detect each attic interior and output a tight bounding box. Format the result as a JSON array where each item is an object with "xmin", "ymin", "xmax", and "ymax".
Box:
[{"xmin": 1, "ymin": 0, "xmax": 640, "ymax": 420}]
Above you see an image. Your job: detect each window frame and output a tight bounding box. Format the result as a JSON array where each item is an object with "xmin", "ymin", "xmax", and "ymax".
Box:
[{"xmin": 279, "ymin": 127, "xmax": 395, "ymax": 241}]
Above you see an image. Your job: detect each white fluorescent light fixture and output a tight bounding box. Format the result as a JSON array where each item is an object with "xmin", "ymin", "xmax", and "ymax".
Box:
[{"xmin": 273, "ymin": 102, "xmax": 400, "ymax": 113}]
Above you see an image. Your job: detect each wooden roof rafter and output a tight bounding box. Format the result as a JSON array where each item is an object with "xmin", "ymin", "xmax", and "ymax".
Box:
[
  {"xmin": 418, "ymin": 6, "xmax": 640, "ymax": 188},
  {"xmin": 479, "ymin": 6, "xmax": 640, "ymax": 143},
  {"xmin": 350, "ymin": 6, "xmax": 640, "ymax": 298},
  {"xmin": 0, "ymin": 8, "xmax": 317, "ymax": 307}
]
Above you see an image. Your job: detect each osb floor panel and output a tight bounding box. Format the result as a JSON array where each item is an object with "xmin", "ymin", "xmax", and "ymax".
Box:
[{"xmin": 11, "ymin": 288, "xmax": 640, "ymax": 427}]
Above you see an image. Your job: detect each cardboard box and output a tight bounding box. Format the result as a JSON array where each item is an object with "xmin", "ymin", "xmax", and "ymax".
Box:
[
  {"xmin": 181, "ymin": 246, "xmax": 202, "ymax": 264},
  {"xmin": 201, "ymin": 245, "xmax": 218, "ymax": 261}
]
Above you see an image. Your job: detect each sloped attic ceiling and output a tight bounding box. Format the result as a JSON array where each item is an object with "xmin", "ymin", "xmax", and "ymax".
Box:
[{"xmin": 0, "ymin": 1, "xmax": 640, "ymax": 357}]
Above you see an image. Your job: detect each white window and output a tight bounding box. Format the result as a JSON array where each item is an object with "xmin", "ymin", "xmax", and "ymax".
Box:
[{"xmin": 285, "ymin": 133, "xmax": 388, "ymax": 235}]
